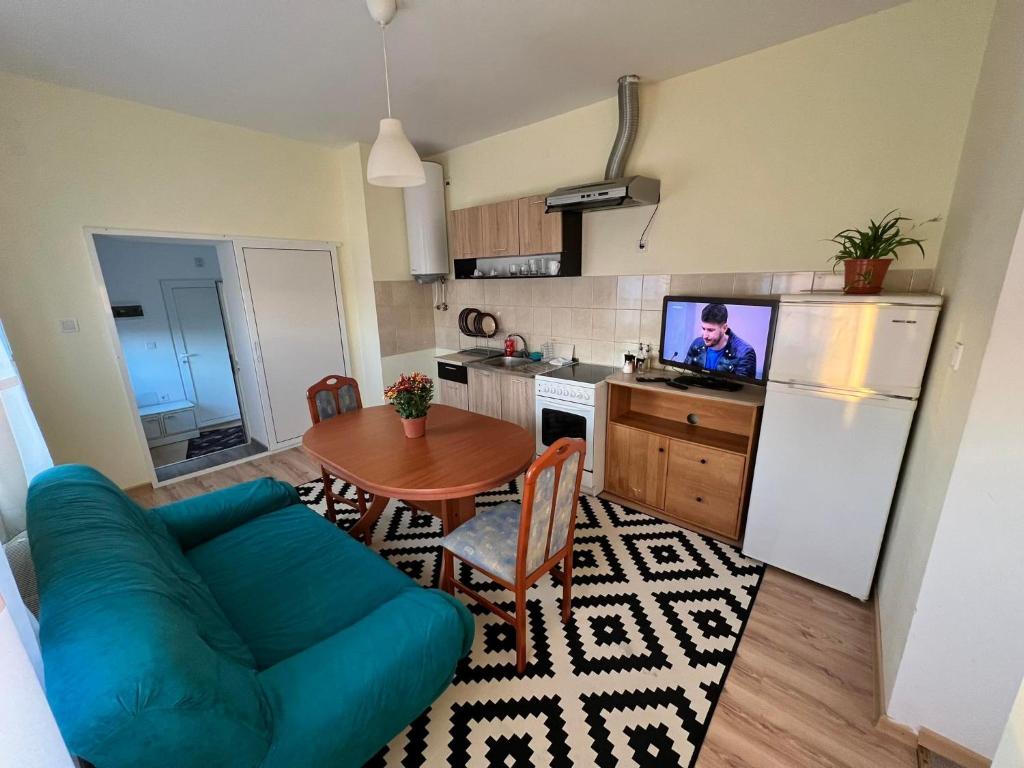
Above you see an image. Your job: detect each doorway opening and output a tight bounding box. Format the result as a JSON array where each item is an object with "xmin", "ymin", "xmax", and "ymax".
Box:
[{"xmin": 93, "ymin": 235, "xmax": 267, "ymax": 481}]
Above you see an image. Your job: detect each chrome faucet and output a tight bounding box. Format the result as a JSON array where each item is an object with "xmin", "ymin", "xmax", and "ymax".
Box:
[{"xmin": 506, "ymin": 333, "xmax": 529, "ymax": 357}]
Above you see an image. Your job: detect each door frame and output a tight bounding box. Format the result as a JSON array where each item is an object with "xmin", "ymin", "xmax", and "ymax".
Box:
[
  {"xmin": 83, "ymin": 227, "xmax": 349, "ymax": 486},
  {"xmin": 160, "ymin": 278, "xmax": 244, "ymax": 428}
]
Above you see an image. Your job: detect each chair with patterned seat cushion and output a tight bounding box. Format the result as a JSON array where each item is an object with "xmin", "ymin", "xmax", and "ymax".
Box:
[
  {"xmin": 440, "ymin": 437, "xmax": 586, "ymax": 673},
  {"xmin": 306, "ymin": 375, "xmax": 371, "ymax": 524}
]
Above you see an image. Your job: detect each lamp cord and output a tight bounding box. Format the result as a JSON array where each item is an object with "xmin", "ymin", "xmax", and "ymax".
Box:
[{"xmin": 380, "ymin": 24, "xmax": 392, "ymax": 117}]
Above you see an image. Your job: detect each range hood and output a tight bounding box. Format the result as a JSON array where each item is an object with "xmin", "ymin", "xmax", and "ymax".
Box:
[
  {"xmin": 546, "ymin": 175, "xmax": 660, "ymax": 213},
  {"xmin": 545, "ymin": 75, "xmax": 660, "ymax": 213}
]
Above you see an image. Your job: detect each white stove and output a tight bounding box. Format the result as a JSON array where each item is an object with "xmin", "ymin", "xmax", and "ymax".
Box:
[{"xmin": 534, "ymin": 364, "xmax": 616, "ymax": 494}]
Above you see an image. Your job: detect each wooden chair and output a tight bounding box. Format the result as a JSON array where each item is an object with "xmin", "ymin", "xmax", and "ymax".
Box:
[
  {"xmin": 306, "ymin": 375, "xmax": 371, "ymax": 524},
  {"xmin": 440, "ymin": 437, "xmax": 587, "ymax": 673}
]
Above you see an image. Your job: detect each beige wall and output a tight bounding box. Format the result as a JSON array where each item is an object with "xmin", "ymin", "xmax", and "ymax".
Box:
[
  {"xmin": 0, "ymin": 72, "xmax": 363, "ymax": 487},
  {"xmin": 878, "ymin": 0, "xmax": 1024, "ymax": 754},
  {"xmin": 433, "ymin": 0, "xmax": 993, "ymax": 277}
]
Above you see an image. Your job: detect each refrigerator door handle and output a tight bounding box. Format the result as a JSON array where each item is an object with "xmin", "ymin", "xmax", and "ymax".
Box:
[{"xmin": 773, "ymin": 380, "xmax": 918, "ymax": 404}]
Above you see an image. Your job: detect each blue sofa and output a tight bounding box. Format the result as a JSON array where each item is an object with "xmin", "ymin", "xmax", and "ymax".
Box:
[{"xmin": 27, "ymin": 465, "xmax": 473, "ymax": 768}]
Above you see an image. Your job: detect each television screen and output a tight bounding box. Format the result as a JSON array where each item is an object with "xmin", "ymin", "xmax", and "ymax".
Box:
[{"xmin": 659, "ymin": 296, "xmax": 777, "ymax": 384}]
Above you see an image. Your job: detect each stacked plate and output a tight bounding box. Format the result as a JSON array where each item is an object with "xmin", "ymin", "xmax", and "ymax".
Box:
[{"xmin": 458, "ymin": 308, "xmax": 498, "ymax": 338}]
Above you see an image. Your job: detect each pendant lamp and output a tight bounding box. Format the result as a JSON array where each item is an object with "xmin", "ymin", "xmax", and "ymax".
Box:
[{"xmin": 365, "ymin": 0, "xmax": 425, "ymax": 187}]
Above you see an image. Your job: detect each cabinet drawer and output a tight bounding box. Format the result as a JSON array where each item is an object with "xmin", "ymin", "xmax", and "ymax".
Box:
[
  {"xmin": 668, "ymin": 440, "xmax": 745, "ymax": 496},
  {"xmin": 163, "ymin": 408, "xmax": 198, "ymax": 436},
  {"xmin": 663, "ymin": 478, "xmax": 741, "ymax": 539}
]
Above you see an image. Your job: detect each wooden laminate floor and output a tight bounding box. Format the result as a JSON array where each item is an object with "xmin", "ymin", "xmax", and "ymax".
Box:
[{"xmin": 128, "ymin": 447, "xmax": 917, "ymax": 768}]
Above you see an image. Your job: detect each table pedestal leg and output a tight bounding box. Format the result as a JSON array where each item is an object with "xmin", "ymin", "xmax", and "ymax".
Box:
[
  {"xmin": 440, "ymin": 495, "xmax": 477, "ymax": 536},
  {"xmin": 348, "ymin": 494, "xmax": 390, "ymax": 545}
]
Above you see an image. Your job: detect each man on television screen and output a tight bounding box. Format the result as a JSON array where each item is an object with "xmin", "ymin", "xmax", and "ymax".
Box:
[{"xmin": 683, "ymin": 303, "xmax": 757, "ymax": 378}]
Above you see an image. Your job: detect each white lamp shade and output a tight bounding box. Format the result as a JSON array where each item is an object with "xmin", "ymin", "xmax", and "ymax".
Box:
[{"xmin": 367, "ymin": 118, "xmax": 426, "ymax": 187}]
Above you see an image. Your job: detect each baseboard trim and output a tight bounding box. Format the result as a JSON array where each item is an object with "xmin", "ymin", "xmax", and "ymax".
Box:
[
  {"xmin": 871, "ymin": 600, "xmax": 992, "ymax": 767},
  {"xmin": 877, "ymin": 715, "xmax": 918, "ymax": 747},
  {"xmin": 918, "ymin": 727, "xmax": 991, "ymax": 768}
]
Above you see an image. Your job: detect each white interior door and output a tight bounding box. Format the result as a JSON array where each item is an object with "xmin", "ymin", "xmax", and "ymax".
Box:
[
  {"xmin": 163, "ymin": 280, "xmax": 242, "ymax": 428},
  {"xmin": 242, "ymin": 248, "xmax": 347, "ymax": 445}
]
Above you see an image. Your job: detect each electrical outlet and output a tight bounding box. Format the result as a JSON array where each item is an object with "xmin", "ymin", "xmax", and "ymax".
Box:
[
  {"xmin": 194, "ymin": 256, "xmax": 205, "ymax": 268},
  {"xmin": 950, "ymin": 341, "xmax": 964, "ymax": 371},
  {"xmin": 59, "ymin": 318, "xmax": 79, "ymax": 333},
  {"xmin": 159, "ymin": 393, "xmax": 170, "ymax": 402},
  {"xmin": 636, "ymin": 239, "xmax": 648, "ymax": 254},
  {"xmin": 146, "ymin": 341, "xmax": 157, "ymax": 350}
]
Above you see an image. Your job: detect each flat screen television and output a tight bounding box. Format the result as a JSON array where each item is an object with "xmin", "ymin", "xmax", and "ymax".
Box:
[{"xmin": 659, "ymin": 295, "xmax": 778, "ymax": 390}]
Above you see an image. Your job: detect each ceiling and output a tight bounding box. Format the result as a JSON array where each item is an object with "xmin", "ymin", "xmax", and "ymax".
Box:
[{"xmin": 0, "ymin": 0, "xmax": 906, "ymax": 155}]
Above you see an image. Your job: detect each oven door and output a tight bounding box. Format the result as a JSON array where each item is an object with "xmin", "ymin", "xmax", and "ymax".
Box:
[{"xmin": 535, "ymin": 396, "xmax": 594, "ymax": 473}]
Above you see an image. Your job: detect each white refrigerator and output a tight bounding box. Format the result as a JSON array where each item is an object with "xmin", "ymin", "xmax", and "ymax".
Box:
[{"xmin": 742, "ymin": 293, "xmax": 942, "ymax": 599}]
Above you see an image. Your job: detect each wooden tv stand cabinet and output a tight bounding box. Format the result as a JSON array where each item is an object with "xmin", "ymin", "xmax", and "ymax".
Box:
[{"xmin": 602, "ymin": 373, "xmax": 764, "ymax": 546}]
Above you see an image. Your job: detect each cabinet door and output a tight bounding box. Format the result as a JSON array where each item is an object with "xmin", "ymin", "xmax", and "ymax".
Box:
[
  {"xmin": 518, "ymin": 195, "xmax": 563, "ymax": 256},
  {"xmin": 468, "ymin": 367, "xmax": 501, "ymax": 418},
  {"xmin": 162, "ymin": 408, "xmax": 198, "ymax": 436},
  {"xmin": 451, "ymin": 206, "xmax": 483, "ymax": 259},
  {"xmin": 664, "ymin": 440, "xmax": 744, "ymax": 538},
  {"xmin": 500, "ymin": 374, "xmax": 535, "ymax": 433},
  {"xmin": 482, "ymin": 200, "xmax": 520, "ymax": 257},
  {"xmin": 141, "ymin": 415, "xmax": 164, "ymax": 440},
  {"xmin": 605, "ymin": 423, "xmax": 668, "ymax": 509},
  {"xmin": 439, "ymin": 380, "xmax": 469, "ymax": 410}
]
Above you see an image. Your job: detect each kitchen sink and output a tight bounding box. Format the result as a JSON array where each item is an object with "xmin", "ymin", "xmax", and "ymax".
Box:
[{"xmin": 479, "ymin": 356, "xmax": 531, "ymax": 369}]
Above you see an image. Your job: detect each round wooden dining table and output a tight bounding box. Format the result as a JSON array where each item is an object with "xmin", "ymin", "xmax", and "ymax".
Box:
[{"xmin": 302, "ymin": 404, "xmax": 536, "ymax": 543}]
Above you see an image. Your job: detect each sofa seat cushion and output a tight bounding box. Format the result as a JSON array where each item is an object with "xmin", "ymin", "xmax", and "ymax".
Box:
[{"xmin": 187, "ymin": 504, "xmax": 416, "ymax": 669}]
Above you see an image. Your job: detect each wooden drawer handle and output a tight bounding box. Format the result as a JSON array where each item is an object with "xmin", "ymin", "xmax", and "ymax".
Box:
[
  {"xmin": 699, "ymin": 458, "xmax": 707, "ymax": 464},
  {"xmin": 695, "ymin": 496, "xmax": 704, "ymax": 503},
  {"xmin": 658, "ymin": 447, "xmax": 665, "ymax": 453}
]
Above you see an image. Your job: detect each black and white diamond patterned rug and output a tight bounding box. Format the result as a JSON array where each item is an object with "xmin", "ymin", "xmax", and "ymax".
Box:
[{"xmin": 295, "ymin": 477, "xmax": 764, "ymax": 768}]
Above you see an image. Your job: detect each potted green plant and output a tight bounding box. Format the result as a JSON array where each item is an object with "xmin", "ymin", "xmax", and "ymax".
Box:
[
  {"xmin": 828, "ymin": 210, "xmax": 937, "ymax": 294},
  {"xmin": 384, "ymin": 372, "xmax": 434, "ymax": 438}
]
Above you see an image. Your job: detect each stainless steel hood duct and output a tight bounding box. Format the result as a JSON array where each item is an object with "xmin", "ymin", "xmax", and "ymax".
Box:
[
  {"xmin": 546, "ymin": 75, "xmax": 660, "ymax": 213},
  {"xmin": 605, "ymin": 75, "xmax": 640, "ymax": 180}
]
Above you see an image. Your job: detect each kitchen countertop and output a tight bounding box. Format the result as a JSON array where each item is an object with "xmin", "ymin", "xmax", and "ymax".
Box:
[
  {"xmin": 435, "ymin": 348, "xmax": 503, "ymax": 366},
  {"xmin": 604, "ymin": 371, "xmax": 767, "ymax": 407},
  {"xmin": 464, "ymin": 357, "xmax": 572, "ymax": 378}
]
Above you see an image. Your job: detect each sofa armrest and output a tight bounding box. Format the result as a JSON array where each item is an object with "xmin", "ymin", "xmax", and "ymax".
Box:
[
  {"xmin": 257, "ymin": 587, "xmax": 473, "ymax": 768},
  {"xmin": 151, "ymin": 478, "xmax": 300, "ymax": 549}
]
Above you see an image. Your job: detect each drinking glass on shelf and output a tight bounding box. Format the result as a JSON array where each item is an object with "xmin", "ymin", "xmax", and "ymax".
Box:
[{"xmin": 509, "ymin": 264, "xmax": 518, "ymax": 276}]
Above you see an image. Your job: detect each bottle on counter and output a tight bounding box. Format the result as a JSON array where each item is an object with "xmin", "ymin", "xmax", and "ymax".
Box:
[{"xmin": 622, "ymin": 351, "xmax": 636, "ymax": 374}]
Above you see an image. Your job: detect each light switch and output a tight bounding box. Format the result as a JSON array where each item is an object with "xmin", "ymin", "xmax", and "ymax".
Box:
[{"xmin": 59, "ymin": 318, "xmax": 79, "ymax": 333}]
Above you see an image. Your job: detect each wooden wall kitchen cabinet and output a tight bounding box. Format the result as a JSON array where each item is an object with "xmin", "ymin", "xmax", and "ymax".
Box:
[
  {"xmin": 481, "ymin": 200, "xmax": 519, "ymax": 258},
  {"xmin": 518, "ymin": 195, "xmax": 581, "ymax": 257},
  {"xmin": 468, "ymin": 367, "xmax": 502, "ymax": 419},
  {"xmin": 602, "ymin": 375, "xmax": 763, "ymax": 545},
  {"xmin": 499, "ymin": 374, "xmax": 535, "ymax": 434},
  {"xmin": 451, "ymin": 206, "xmax": 484, "ymax": 260},
  {"xmin": 450, "ymin": 194, "xmax": 582, "ymax": 275}
]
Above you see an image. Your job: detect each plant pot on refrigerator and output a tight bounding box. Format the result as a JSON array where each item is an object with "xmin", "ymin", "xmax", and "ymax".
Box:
[
  {"xmin": 842, "ymin": 258, "xmax": 892, "ymax": 294},
  {"xmin": 401, "ymin": 415, "xmax": 427, "ymax": 439}
]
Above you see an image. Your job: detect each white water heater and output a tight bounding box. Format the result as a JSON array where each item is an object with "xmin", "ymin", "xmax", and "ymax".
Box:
[{"xmin": 404, "ymin": 161, "xmax": 449, "ymax": 283}]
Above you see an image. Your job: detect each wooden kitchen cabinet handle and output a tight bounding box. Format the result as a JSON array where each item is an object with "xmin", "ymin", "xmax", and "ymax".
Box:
[
  {"xmin": 699, "ymin": 458, "xmax": 707, "ymax": 464},
  {"xmin": 695, "ymin": 496, "xmax": 704, "ymax": 503}
]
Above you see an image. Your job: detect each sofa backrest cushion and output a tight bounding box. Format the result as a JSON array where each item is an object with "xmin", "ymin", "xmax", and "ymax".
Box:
[{"xmin": 27, "ymin": 465, "xmax": 270, "ymax": 766}]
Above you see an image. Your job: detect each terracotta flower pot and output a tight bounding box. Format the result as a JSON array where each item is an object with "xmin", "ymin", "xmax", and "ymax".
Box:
[
  {"xmin": 842, "ymin": 258, "xmax": 892, "ymax": 294},
  {"xmin": 401, "ymin": 415, "xmax": 427, "ymax": 438}
]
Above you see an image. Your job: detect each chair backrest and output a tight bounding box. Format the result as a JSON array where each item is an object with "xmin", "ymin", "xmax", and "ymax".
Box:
[
  {"xmin": 306, "ymin": 375, "xmax": 362, "ymax": 425},
  {"xmin": 516, "ymin": 437, "xmax": 587, "ymax": 580}
]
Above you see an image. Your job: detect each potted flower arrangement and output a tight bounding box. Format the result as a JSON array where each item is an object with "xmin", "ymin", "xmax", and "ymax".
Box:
[
  {"xmin": 828, "ymin": 210, "xmax": 938, "ymax": 294},
  {"xmin": 384, "ymin": 372, "xmax": 434, "ymax": 438}
]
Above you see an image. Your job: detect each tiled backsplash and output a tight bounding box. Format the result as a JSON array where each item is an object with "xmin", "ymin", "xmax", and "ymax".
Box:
[
  {"xmin": 432, "ymin": 269, "xmax": 935, "ymax": 366},
  {"xmin": 374, "ymin": 280, "xmax": 436, "ymax": 356}
]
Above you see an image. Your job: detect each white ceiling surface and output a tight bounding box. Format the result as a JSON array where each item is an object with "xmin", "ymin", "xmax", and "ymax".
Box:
[{"xmin": 0, "ymin": 0, "xmax": 906, "ymax": 154}]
